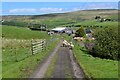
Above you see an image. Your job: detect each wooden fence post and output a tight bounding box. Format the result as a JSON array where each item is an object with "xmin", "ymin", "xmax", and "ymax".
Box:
[
  {"xmin": 15, "ymin": 47, "xmax": 18, "ymax": 62},
  {"xmin": 42, "ymin": 40, "xmax": 44, "ymax": 51},
  {"xmin": 31, "ymin": 40, "xmax": 34, "ymax": 55},
  {"xmin": 31, "ymin": 39, "xmax": 46, "ymax": 54}
]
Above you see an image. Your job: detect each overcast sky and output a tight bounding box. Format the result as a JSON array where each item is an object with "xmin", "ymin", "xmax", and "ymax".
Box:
[{"xmin": 1, "ymin": 2, "xmax": 118, "ymax": 15}]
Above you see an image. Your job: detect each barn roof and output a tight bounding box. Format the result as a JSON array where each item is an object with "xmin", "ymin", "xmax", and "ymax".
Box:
[{"xmin": 51, "ymin": 27, "xmax": 66, "ymax": 31}]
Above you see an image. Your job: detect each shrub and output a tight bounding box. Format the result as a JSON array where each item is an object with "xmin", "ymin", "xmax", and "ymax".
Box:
[
  {"xmin": 75, "ymin": 26, "xmax": 86, "ymax": 37},
  {"xmin": 92, "ymin": 27, "xmax": 118, "ymax": 60}
]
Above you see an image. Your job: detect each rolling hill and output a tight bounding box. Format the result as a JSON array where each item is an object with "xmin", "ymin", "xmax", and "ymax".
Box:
[{"xmin": 2, "ymin": 9, "xmax": 118, "ymax": 28}]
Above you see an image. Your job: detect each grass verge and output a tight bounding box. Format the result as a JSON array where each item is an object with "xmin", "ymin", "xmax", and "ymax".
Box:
[
  {"xmin": 2, "ymin": 38, "xmax": 60, "ymax": 78},
  {"xmin": 73, "ymin": 43, "xmax": 118, "ymax": 79},
  {"xmin": 44, "ymin": 54, "xmax": 57, "ymax": 78}
]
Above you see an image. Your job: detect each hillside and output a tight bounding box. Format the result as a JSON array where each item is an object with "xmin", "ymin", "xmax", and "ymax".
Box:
[
  {"xmin": 2, "ymin": 25, "xmax": 49, "ymax": 39},
  {"xmin": 2, "ymin": 9, "xmax": 118, "ymax": 28}
]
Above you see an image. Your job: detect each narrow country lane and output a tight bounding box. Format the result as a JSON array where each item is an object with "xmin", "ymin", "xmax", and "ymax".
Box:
[
  {"xmin": 30, "ymin": 41, "xmax": 86, "ymax": 79},
  {"xmin": 29, "ymin": 41, "xmax": 62, "ymax": 78},
  {"xmin": 52, "ymin": 47, "xmax": 74, "ymax": 78}
]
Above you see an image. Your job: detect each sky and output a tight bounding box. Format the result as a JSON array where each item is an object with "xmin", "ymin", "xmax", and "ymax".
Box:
[
  {"xmin": 2, "ymin": 0, "xmax": 120, "ymax": 2},
  {"xmin": 1, "ymin": 2, "xmax": 119, "ymax": 15}
]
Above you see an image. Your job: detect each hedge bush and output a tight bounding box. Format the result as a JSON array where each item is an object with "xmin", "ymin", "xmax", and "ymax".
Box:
[
  {"xmin": 75, "ymin": 26, "xmax": 86, "ymax": 37},
  {"xmin": 92, "ymin": 26, "xmax": 118, "ymax": 60},
  {"xmin": 2, "ymin": 21, "xmax": 28, "ymax": 27}
]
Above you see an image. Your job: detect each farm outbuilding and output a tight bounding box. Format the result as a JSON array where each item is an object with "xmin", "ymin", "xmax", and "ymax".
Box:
[
  {"xmin": 85, "ymin": 29, "xmax": 93, "ymax": 38},
  {"xmin": 51, "ymin": 27, "xmax": 67, "ymax": 33},
  {"xmin": 51, "ymin": 27, "xmax": 74, "ymax": 35}
]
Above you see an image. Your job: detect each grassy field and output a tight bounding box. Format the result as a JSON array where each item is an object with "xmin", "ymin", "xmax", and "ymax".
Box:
[
  {"xmin": 2, "ymin": 25, "xmax": 61, "ymax": 78},
  {"xmin": 74, "ymin": 20, "xmax": 118, "ymax": 27},
  {"xmin": 2, "ymin": 38, "xmax": 60, "ymax": 78},
  {"xmin": 2, "ymin": 39, "xmax": 32, "ymax": 63},
  {"xmin": 94, "ymin": 21, "xmax": 118, "ymax": 27},
  {"xmin": 2, "ymin": 25, "xmax": 49, "ymax": 39},
  {"xmin": 2, "ymin": 40, "xmax": 60, "ymax": 78},
  {"xmin": 73, "ymin": 43, "xmax": 118, "ymax": 79}
]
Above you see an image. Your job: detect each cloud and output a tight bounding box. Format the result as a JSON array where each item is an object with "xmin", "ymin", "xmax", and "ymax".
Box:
[
  {"xmin": 8, "ymin": 8, "xmax": 64, "ymax": 13},
  {"xmin": 70, "ymin": 3, "xmax": 118, "ymax": 11},
  {"xmin": 9, "ymin": 8, "xmax": 37, "ymax": 13},
  {"xmin": 39, "ymin": 8, "xmax": 63, "ymax": 12},
  {"xmin": 6, "ymin": 3, "xmax": 118, "ymax": 15},
  {"xmin": 72, "ymin": 8, "xmax": 80, "ymax": 11}
]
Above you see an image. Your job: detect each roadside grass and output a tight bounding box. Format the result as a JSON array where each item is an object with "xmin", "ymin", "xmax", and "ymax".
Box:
[
  {"xmin": 2, "ymin": 25, "xmax": 49, "ymax": 39},
  {"xmin": 44, "ymin": 54, "xmax": 58, "ymax": 78},
  {"xmin": 2, "ymin": 38, "xmax": 60, "ymax": 78},
  {"xmin": 2, "ymin": 52, "xmax": 46, "ymax": 78},
  {"xmin": 73, "ymin": 43, "xmax": 118, "ymax": 79}
]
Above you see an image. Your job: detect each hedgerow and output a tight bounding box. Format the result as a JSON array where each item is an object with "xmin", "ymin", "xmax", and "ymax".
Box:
[
  {"xmin": 92, "ymin": 26, "xmax": 118, "ymax": 60},
  {"xmin": 2, "ymin": 21, "xmax": 28, "ymax": 27}
]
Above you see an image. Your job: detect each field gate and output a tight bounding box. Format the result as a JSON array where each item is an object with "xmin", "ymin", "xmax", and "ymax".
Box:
[{"xmin": 31, "ymin": 39, "xmax": 46, "ymax": 55}]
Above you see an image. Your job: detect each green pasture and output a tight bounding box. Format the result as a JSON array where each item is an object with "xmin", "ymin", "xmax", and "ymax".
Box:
[
  {"xmin": 2, "ymin": 25, "xmax": 49, "ymax": 39},
  {"xmin": 73, "ymin": 44, "xmax": 118, "ymax": 79}
]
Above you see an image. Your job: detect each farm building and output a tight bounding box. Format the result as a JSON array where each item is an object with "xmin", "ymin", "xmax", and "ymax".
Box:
[
  {"xmin": 51, "ymin": 27, "xmax": 74, "ymax": 35},
  {"xmin": 85, "ymin": 29, "xmax": 93, "ymax": 38},
  {"xmin": 51, "ymin": 27, "xmax": 66, "ymax": 33}
]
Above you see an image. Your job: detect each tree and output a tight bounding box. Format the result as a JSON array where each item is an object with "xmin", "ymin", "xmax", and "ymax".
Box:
[
  {"xmin": 75, "ymin": 26, "xmax": 86, "ymax": 37},
  {"xmin": 92, "ymin": 26, "xmax": 118, "ymax": 60}
]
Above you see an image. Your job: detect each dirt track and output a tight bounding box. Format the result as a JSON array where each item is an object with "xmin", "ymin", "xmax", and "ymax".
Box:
[
  {"xmin": 30, "ymin": 41, "xmax": 86, "ymax": 79},
  {"xmin": 29, "ymin": 41, "xmax": 61, "ymax": 78},
  {"xmin": 52, "ymin": 47, "xmax": 74, "ymax": 78}
]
